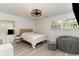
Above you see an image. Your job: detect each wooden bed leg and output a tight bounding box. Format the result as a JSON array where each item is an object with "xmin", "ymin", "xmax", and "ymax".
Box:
[{"xmin": 32, "ymin": 45, "xmax": 35, "ymax": 49}]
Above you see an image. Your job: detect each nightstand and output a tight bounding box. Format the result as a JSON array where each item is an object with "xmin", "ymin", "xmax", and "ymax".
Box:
[{"xmin": 15, "ymin": 36, "xmax": 22, "ymax": 43}]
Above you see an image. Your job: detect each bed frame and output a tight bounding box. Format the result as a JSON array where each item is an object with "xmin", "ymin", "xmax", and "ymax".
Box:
[{"xmin": 20, "ymin": 29, "xmax": 46, "ymax": 49}]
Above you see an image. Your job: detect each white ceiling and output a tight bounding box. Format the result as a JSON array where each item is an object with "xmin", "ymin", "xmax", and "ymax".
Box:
[{"xmin": 0, "ymin": 3, "xmax": 73, "ymax": 20}]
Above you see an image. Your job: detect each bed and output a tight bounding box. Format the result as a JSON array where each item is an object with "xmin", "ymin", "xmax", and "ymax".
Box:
[{"xmin": 20, "ymin": 29, "xmax": 47, "ymax": 49}]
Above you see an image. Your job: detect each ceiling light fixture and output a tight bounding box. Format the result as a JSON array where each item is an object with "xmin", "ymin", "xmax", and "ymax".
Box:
[{"xmin": 31, "ymin": 9, "xmax": 41, "ymax": 17}]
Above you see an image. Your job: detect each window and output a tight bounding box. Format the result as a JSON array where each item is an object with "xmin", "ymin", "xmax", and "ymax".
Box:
[
  {"xmin": 51, "ymin": 18, "xmax": 79, "ymax": 30},
  {"xmin": 51, "ymin": 20, "xmax": 62, "ymax": 29},
  {"xmin": 63, "ymin": 18, "xmax": 79, "ymax": 30}
]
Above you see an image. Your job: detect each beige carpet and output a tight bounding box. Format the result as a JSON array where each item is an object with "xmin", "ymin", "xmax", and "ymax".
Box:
[{"xmin": 13, "ymin": 41, "xmax": 64, "ymax": 56}]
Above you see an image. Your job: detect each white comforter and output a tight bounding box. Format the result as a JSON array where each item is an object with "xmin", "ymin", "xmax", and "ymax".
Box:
[
  {"xmin": 21, "ymin": 32, "xmax": 47, "ymax": 48},
  {"xmin": 21, "ymin": 32, "xmax": 46, "ymax": 42}
]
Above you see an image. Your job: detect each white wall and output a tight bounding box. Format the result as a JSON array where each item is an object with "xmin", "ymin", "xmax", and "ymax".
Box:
[
  {"xmin": 0, "ymin": 12, "xmax": 36, "ymax": 35},
  {"xmin": 1, "ymin": 11, "xmax": 79, "ymax": 42},
  {"xmin": 36, "ymin": 12, "xmax": 79, "ymax": 41}
]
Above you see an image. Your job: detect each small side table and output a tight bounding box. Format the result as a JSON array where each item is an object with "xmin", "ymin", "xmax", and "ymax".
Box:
[
  {"xmin": 48, "ymin": 40, "xmax": 57, "ymax": 50},
  {"xmin": 15, "ymin": 36, "xmax": 22, "ymax": 43}
]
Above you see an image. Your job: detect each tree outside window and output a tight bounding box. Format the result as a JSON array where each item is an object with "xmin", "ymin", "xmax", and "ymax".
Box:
[
  {"xmin": 51, "ymin": 18, "xmax": 79, "ymax": 30},
  {"xmin": 63, "ymin": 18, "xmax": 79, "ymax": 30},
  {"xmin": 51, "ymin": 20, "xmax": 62, "ymax": 29}
]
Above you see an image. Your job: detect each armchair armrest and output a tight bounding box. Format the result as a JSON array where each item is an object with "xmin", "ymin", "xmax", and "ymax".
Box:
[{"xmin": 0, "ymin": 44, "xmax": 13, "ymax": 56}]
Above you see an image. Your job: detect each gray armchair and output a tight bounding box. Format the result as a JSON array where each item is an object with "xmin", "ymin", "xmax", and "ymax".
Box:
[{"xmin": 56, "ymin": 36, "xmax": 79, "ymax": 54}]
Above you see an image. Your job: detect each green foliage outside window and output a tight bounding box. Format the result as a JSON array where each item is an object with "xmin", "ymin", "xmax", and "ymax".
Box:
[
  {"xmin": 63, "ymin": 18, "xmax": 79, "ymax": 30},
  {"xmin": 51, "ymin": 20, "xmax": 61, "ymax": 29},
  {"xmin": 51, "ymin": 18, "xmax": 79, "ymax": 30}
]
